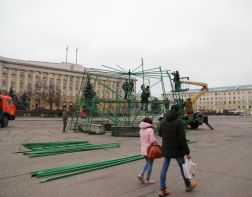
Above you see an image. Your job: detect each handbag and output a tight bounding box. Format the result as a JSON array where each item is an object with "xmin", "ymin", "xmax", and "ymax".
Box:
[{"xmin": 147, "ymin": 143, "xmax": 162, "ymax": 159}]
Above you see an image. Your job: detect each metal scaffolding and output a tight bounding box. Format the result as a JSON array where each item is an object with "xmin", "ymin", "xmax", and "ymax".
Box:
[{"xmin": 68, "ymin": 61, "xmax": 171, "ymax": 134}]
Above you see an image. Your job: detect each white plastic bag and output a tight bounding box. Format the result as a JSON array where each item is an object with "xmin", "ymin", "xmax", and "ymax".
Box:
[{"xmin": 182, "ymin": 158, "xmax": 196, "ymax": 180}]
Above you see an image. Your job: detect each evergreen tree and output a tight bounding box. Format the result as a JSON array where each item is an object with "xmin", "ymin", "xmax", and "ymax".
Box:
[
  {"xmin": 151, "ymin": 97, "xmax": 162, "ymax": 114},
  {"xmin": 8, "ymin": 86, "xmax": 21, "ymax": 109},
  {"xmin": 14, "ymin": 95, "xmax": 26, "ymax": 110},
  {"xmin": 83, "ymin": 75, "xmax": 97, "ymax": 114},
  {"xmin": 22, "ymin": 91, "xmax": 30, "ymax": 110},
  {"xmin": 9, "ymin": 86, "xmax": 15, "ymax": 98}
]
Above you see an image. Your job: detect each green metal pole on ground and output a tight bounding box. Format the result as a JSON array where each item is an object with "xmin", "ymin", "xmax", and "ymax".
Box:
[{"xmin": 31, "ymin": 154, "xmax": 143, "ymax": 183}]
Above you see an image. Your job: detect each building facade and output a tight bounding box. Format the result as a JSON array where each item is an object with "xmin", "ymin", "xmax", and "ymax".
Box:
[
  {"xmin": 0, "ymin": 56, "xmax": 130, "ymax": 110},
  {"xmin": 166, "ymin": 85, "xmax": 252, "ymax": 114}
]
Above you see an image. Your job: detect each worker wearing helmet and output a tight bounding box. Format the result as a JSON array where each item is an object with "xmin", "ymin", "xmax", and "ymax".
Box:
[{"xmin": 184, "ymin": 98, "xmax": 193, "ymax": 116}]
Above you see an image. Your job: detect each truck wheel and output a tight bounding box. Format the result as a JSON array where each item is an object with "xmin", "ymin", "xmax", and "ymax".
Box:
[
  {"xmin": 1, "ymin": 115, "xmax": 9, "ymax": 127},
  {"xmin": 190, "ymin": 121, "xmax": 199, "ymax": 129}
]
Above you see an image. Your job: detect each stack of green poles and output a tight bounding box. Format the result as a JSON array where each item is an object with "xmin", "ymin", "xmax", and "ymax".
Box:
[
  {"xmin": 20, "ymin": 141, "xmax": 120, "ymax": 158},
  {"xmin": 24, "ymin": 142, "xmax": 92, "ymax": 151},
  {"xmin": 32, "ymin": 154, "xmax": 143, "ymax": 183},
  {"xmin": 23, "ymin": 140, "xmax": 89, "ymax": 150}
]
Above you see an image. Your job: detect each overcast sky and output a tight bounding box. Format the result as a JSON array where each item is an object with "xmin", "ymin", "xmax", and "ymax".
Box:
[{"xmin": 0, "ymin": 0, "xmax": 252, "ymax": 95}]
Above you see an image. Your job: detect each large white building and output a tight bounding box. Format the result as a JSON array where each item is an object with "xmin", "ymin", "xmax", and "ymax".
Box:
[
  {"xmin": 0, "ymin": 56, "xmax": 129, "ymax": 110},
  {"xmin": 166, "ymin": 85, "xmax": 252, "ymax": 114}
]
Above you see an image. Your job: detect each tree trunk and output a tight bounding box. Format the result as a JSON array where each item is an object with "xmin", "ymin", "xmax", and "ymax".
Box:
[{"xmin": 50, "ymin": 101, "xmax": 53, "ymax": 111}]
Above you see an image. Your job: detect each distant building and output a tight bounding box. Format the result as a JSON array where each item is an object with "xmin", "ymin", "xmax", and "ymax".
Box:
[
  {"xmin": 0, "ymin": 56, "xmax": 132, "ymax": 110},
  {"xmin": 165, "ymin": 85, "xmax": 252, "ymax": 114}
]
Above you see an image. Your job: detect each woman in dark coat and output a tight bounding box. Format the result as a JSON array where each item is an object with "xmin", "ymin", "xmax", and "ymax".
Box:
[{"xmin": 158, "ymin": 105, "xmax": 197, "ymax": 196}]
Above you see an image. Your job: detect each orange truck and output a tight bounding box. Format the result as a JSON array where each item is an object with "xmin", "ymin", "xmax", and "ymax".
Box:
[{"xmin": 0, "ymin": 95, "xmax": 16, "ymax": 127}]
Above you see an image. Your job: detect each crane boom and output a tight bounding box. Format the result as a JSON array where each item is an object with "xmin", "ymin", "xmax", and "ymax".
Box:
[{"xmin": 180, "ymin": 80, "xmax": 208, "ymax": 104}]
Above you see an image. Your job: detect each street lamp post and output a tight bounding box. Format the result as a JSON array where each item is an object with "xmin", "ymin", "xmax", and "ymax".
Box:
[{"xmin": 66, "ymin": 46, "xmax": 68, "ymax": 63}]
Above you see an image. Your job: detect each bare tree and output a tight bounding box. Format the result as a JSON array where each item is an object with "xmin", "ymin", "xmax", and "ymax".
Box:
[
  {"xmin": 54, "ymin": 88, "xmax": 61, "ymax": 110},
  {"xmin": 34, "ymin": 82, "xmax": 46, "ymax": 109},
  {"xmin": 33, "ymin": 81, "xmax": 61, "ymax": 110},
  {"xmin": 45, "ymin": 83, "xmax": 61, "ymax": 111}
]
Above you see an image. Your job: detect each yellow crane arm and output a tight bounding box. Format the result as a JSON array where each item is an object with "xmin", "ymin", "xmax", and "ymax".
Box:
[
  {"xmin": 180, "ymin": 80, "xmax": 208, "ymax": 104},
  {"xmin": 180, "ymin": 81, "xmax": 207, "ymax": 87},
  {"xmin": 190, "ymin": 88, "xmax": 208, "ymax": 104}
]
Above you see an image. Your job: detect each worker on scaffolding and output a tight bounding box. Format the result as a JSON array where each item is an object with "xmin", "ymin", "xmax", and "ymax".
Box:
[
  {"xmin": 141, "ymin": 85, "xmax": 150, "ymax": 110},
  {"xmin": 164, "ymin": 98, "xmax": 170, "ymax": 111},
  {"xmin": 122, "ymin": 80, "xmax": 130, "ymax": 99},
  {"xmin": 129, "ymin": 79, "xmax": 134, "ymax": 92},
  {"xmin": 184, "ymin": 98, "xmax": 194, "ymax": 116},
  {"xmin": 172, "ymin": 70, "xmax": 181, "ymax": 91}
]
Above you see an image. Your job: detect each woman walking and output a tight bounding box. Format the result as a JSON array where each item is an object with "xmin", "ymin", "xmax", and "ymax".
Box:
[{"xmin": 137, "ymin": 117, "xmax": 156, "ymax": 184}]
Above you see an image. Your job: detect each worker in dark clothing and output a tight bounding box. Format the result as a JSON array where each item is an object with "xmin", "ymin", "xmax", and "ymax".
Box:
[
  {"xmin": 122, "ymin": 80, "xmax": 130, "ymax": 99},
  {"xmin": 141, "ymin": 85, "xmax": 150, "ymax": 110},
  {"xmin": 172, "ymin": 70, "xmax": 181, "ymax": 91},
  {"xmin": 62, "ymin": 109, "xmax": 68, "ymax": 132},
  {"xmin": 164, "ymin": 98, "xmax": 170, "ymax": 111},
  {"xmin": 129, "ymin": 79, "xmax": 134, "ymax": 92},
  {"xmin": 158, "ymin": 105, "xmax": 197, "ymax": 196}
]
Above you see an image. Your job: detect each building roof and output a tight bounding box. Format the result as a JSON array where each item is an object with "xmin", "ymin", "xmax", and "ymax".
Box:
[
  {"xmin": 0, "ymin": 56, "xmax": 128, "ymax": 79},
  {"xmin": 187, "ymin": 84, "xmax": 252, "ymax": 93},
  {"xmin": 0, "ymin": 56, "xmax": 84, "ymax": 72}
]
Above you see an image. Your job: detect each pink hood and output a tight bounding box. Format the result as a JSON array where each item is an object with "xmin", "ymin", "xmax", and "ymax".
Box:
[
  {"xmin": 139, "ymin": 122, "xmax": 152, "ymax": 129},
  {"xmin": 139, "ymin": 122, "xmax": 156, "ymax": 156}
]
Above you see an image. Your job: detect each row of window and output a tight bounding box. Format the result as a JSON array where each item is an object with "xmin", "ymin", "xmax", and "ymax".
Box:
[
  {"xmin": 2, "ymin": 67, "xmax": 122, "ymax": 88},
  {"xmin": 197, "ymin": 100, "xmax": 252, "ymax": 104},
  {"xmin": 2, "ymin": 72, "xmax": 80, "ymax": 95},
  {"xmin": 2, "ymin": 71, "xmax": 124, "ymax": 98},
  {"xmin": 199, "ymin": 96, "xmax": 251, "ymax": 101},
  {"xmin": 181, "ymin": 91, "xmax": 251, "ymax": 99},
  {"xmin": 198, "ymin": 105, "xmax": 251, "ymax": 109},
  {"xmin": 3, "ymin": 67, "xmax": 80, "ymax": 81}
]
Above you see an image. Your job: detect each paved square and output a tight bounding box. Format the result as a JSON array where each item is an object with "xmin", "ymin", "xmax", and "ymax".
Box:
[{"xmin": 0, "ymin": 116, "xmax": 251, "ymax": 197}]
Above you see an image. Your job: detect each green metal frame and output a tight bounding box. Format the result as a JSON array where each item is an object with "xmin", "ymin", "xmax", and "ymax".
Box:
[{"xmin": 68, "ymin": 62, "xmax": 172, "ymax": 134}]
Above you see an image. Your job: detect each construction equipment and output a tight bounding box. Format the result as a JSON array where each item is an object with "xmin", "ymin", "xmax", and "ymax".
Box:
[
  {"xmin": 180, "ymin": 80, "xmax": 208, "ymax": 109},
  {"xmin": 180, "ymin": 80, "xmax": 213, "ymax": 130},
  {"xmin": 0, "ymin": 95, "xmax": 16, "ymax": 127},
  {"xmin": 166, "ymin": 71, "xmax": 213, "ymax": 130}
]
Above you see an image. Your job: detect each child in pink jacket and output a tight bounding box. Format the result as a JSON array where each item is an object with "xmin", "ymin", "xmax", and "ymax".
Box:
[{"xmin": 138, "ymin": 117, "xmax": 156, "ymax": 184}]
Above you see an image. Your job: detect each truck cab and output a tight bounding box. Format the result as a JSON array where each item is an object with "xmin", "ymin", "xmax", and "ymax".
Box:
[{"xmin": 0, "ymin": 95, "xmax": 16, "ymax": 127}]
